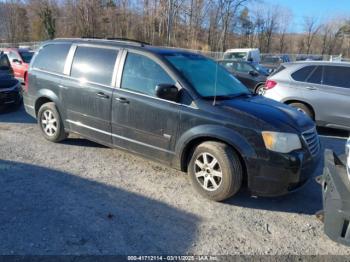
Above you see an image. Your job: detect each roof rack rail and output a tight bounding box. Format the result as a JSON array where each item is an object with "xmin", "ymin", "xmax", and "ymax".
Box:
[
  {"xmin": 106, "ymin": 38, "xmax": 151, "ymax": 46},
  {"xmin": 79, "ymin": 37, "xmax": 150, "ymax": 47},
  {"xmin": 54, "ymin": 37, "xmax": 150, "ymax": 47}
]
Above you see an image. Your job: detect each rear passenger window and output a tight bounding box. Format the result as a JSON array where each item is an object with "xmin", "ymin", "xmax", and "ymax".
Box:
[
  {"xmin": 121, "ymin": 53, "xmax": 175, "ymax": 96},
  {"xmin": 306, "ymin": 66, "xmax": 323, "ymax": 84},
  {"xmin": 323, "ymin": 66, "xmax": 350, "ymax": 88},
  {"xmin": 291, "ymin": 66, "xmax": 316, "ymax": 82},
  {"xmin": 32, "ymin": 44, "xmax": 71, "ymax": 73},
  {"xmin": 70, "ymin": 46, "xmax": 118, "ymax": 86}
]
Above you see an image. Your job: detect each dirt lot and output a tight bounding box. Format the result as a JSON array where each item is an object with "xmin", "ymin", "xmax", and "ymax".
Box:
[{"xmin": 0, "ymin": 105, "xmax": 349, "ymax": 255}]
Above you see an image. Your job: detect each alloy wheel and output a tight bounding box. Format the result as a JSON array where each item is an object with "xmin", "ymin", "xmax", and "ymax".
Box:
[
  {"xmin": 194, "ymin": 152, "xmax": 223, "ymax": 191},
  {"xmin": 257, "ymin": 86, "xmax": 266, "ymax": 95},
  {"xmin": 41, "ymin": 109, "xmax": 58, "ymax": 137}
]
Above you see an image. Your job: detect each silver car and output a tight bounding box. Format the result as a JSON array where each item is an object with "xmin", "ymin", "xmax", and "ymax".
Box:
[
  {"xmin": 347, "ymin": 137, "xmax": 350, "ymax": 179},
  {"xmin": 263, "ymin": 61, "xmax": 350, "ymax": 131}
]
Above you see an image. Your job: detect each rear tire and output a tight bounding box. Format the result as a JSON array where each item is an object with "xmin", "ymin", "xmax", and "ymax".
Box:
[
  {"xmin": 37, "ymin": 102, "xmax": 67, "ymax": 142},
  {"xmin": 289, "ymin": 102, "xmax": 314, "ymax": 120},
  {"xmin": 255, "ymin": 84, "xmax": 265, "ymax": 95},
  {"xmin": 188, "ymin": 141, "xmax": 243, "ymax": 201}
]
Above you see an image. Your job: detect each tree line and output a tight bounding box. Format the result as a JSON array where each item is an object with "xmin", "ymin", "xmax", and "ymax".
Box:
[{"xmin": 1, "ymin": 0, "xmax": 350, "ymax": 56}]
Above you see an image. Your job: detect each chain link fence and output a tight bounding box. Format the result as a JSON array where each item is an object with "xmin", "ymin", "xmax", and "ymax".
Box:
[{"xmin": 0, "ymin": 41, "xmax": 42, "ymax": 50}]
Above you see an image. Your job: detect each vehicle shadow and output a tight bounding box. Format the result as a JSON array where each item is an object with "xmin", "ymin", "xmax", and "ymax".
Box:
[
  {"xmin": 318, "ymin": 126, "xmax": 348, "ymax": 156},
  {"xmin": 62, "ymin": 137, "xmax": 108, "ymax": 148},
  {"xmin": 317, "ymin": 126, "xmax": 349, "ymax": 138},
  {"xmin": 0, "ymin": 160, "xmax": 199, "ymax": 255},
  {"xmin": 226, "ymin": 179, "xmax": 322, "ymax": 215},
  {"xmin": 0, "ymin": 104, "xmax": 36, "ymax": 124}
]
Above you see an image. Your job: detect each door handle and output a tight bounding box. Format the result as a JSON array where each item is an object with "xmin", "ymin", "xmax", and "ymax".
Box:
[
  {"xmin": 115, "ymin": 97, "xmax": 129, "ymax": 104},
  {"xmin": 305, "ymin": 86, "xmax": 317, "ymax": 90},
  {"xmin": 96, "ymin": 92, "xmax": 109, "ymax": 99}
]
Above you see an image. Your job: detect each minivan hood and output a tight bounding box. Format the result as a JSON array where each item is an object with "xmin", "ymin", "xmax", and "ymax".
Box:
[{"xmin": 217, "ymin": 95, "xmax": 314, "ymax": 133}]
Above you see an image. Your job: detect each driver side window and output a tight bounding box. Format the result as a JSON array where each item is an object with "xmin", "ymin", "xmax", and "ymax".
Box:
[{"xmin": 121, "ymin": 52, "xmax": 175, "ymax": 97}]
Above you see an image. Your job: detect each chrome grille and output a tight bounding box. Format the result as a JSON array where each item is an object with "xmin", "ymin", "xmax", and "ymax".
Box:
[{"xmin": 302, "ymin": 128, "xmax": 320, "ymax": 157}]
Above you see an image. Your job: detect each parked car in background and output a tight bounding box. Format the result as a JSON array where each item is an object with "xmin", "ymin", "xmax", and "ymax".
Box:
[
  {"xmin": 263, "ymin": 61, "xmax": 350, "ymax": 131},
  {"xmin": 2, "ymin": 48, "xmax": 34, "ymax": 84},
  {"xmin": 223, "ymin": 48, "xmax": 260, "ymax": 64},
  {"xmin": 253, "ymin": 63, "xmax": 271, "ymax": 76},
  {"xmin": 24, "ymin": 38, "xmax": 321, "ymax": 201},
  {"xmin": 260, "ymin": 54, "xmax": 291, "ymax": 73},
  {"xmin": 218, "ymin": 60, "xmax": 267, "ymax": 93},
  {"xmin": 296, "ymin": 55, "xmax": 323, "ymax": 61},
  {"xmin": 321, "ymin": 138, "xmax": 350, "ymax": 246},
  {"xmin": 0, "ymin": 52, "xmax": 22, "ymax": 109}
]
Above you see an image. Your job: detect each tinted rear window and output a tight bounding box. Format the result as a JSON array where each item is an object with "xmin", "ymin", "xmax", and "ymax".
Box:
[
  {"xmin": 323, "ymin": 66, "xmax": 350, "ymax": 88},
  {"xmin": 291, "ymin": 66, "xmax": 316, "ymax": 81},
  {"xmin": 306, "ymin": 66, "xmax": 323, "ymax": 84},
  {"xmin": 70, "ymin": 46, "xmax": 118, "ymax": 86},
  {"xmin": 32, "ymin": 44, "xmax": 71, "ymax": 73},
  {"xmin": 270, "ymin": 65, "xmax": 286, "ymax": 77}
]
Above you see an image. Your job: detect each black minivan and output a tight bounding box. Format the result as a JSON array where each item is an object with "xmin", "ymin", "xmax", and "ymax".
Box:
[{"xmin": 23, "ymin": 38, "xmax": 321, "ymax": 201}]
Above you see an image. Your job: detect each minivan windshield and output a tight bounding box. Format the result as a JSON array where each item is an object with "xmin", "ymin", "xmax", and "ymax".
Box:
[{"xmin": 164, "ymin": 53, "xmax": 249, "ymax": 98}]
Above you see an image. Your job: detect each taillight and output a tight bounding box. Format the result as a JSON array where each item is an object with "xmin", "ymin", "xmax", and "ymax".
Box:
[
  {"xmin": 24, "ymin": 73, "xmax": 28, "ymax": 92},
  {"xmin": 265, "ymin": 80, "xmax": 277, "ymax": 90}
]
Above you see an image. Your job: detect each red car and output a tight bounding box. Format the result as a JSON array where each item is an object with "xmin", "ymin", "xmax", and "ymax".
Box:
[{"xmin": 2, "ymin": 48, "xmax": 34, "ymax": 84}]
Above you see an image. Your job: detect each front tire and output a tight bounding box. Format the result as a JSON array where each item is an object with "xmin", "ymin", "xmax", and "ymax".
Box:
[
  {"xmin": 37, "ymin": 102, "xmax": 67, "ymax": 142},
  {"xmin": 188, "ymin": 141, "xmax": 243, "ymax": 201}
]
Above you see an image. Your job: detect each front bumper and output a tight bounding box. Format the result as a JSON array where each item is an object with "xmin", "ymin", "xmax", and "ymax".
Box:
[
  {"xmin": 0, "ymin": 84, "xmax": 21, "ymax": 106},
  {"xmin": 247, "ymin": 149, "xmax": 322, "ymax": 197},
  {"xmin": 320, "ymin": 150, "xmax": 350, "ymax": 246}
]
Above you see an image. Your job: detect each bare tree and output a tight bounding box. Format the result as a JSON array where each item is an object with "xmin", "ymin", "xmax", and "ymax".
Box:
[
  {"xmin": 1, "ymin": 0, "xmax": 350, "ymax": 57},
  {"xmin": 1, "ymin": 0, "xmax": 29, "ymax": 42},
  {"xmin": 303, "ymin": 16, "xmax": 321, "ymax": 54},
  {"xmin": 277, "ymin": 8, "xmax": 293, "ymax": 53}
]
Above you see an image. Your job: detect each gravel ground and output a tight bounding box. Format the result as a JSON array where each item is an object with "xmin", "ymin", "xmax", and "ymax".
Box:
[{"xmin": 0, "ymin": 105, "xmax": 349, "ymax": 255}]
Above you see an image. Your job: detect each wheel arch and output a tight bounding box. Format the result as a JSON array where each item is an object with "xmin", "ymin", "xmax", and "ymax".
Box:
[
  {"xmin": 176, "ymin": 125, "xmax": 256, "ymax": 180},
  {"xmin": 34, "ymin": 89, "xmax": 61, "ymax": 117},
  {"xmin": 254, "ymin": 82, "xmax": 266, "ymax": 92},
  {"xmin": 283, "ymin": 99, "xmax": 316, "ymax": 119}
]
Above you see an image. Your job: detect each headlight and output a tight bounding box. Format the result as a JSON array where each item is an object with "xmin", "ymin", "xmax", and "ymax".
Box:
[
  {"xmin": 262, "ymin": 131, "xmax": 302, "ymax": 153},
  {"xmin": 346, "ymin": 137, "xmax": 350, "ymax": 179}
]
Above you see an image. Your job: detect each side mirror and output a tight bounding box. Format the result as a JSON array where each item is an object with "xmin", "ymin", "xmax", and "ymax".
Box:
[
  {"xmin": 155, "ymin": 84, "xmax": 179, "ymax": 102},
  {"xmin": 12, "ymin": 59, "xmax": 22, "ymax": 65},
  {"xmin": 249, "ymin": 70, "xmax": 259, "ymax": 77}
]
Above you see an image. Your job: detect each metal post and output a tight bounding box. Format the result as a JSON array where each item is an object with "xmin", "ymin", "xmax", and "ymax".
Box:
[{"xmin": 167, "ymin": 0, "xmax": 172, "ymax": 46}]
